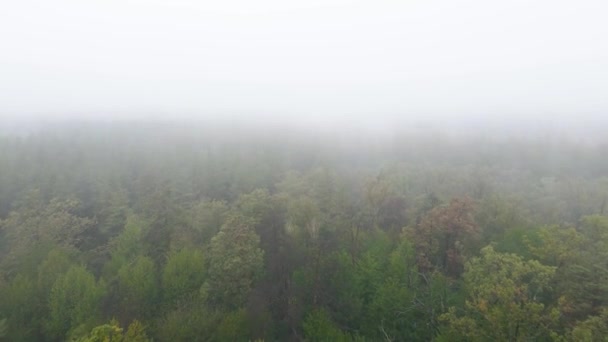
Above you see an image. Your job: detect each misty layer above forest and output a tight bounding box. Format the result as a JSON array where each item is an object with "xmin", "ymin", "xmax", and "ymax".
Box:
[{"xmin": 0, "ymin": 122, "xmax": 607, "ymax": 341}]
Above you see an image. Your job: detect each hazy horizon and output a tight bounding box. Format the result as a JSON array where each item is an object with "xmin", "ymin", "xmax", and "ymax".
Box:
[{"xmin": 1, "ymin": 0, "xmax": 607, "ymax": 122}]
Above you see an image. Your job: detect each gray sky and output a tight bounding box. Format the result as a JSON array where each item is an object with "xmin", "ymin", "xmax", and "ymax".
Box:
[{"xmin": 1, "ymin": 0, "xmax": 607, "ymax": 122}]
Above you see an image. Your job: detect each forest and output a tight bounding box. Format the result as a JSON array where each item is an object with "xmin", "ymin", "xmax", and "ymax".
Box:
[{"xmin": 0, "ymin": 121, "xmax": 607, "ymax": 341}]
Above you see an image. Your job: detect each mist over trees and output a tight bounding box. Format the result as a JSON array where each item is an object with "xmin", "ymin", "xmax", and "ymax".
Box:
[{"xmin": 0, "ymin": 121, "xmax": 607, "ymax": 341}]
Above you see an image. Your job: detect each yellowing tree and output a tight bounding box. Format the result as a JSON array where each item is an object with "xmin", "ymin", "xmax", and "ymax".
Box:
[
  {"xmin": 74, "ymin": 319, "xmax": 149, "ymax": 342},
  {"xmin": 440, "ymin": 246, "xmax": 559, "ymax": 341},
  {"xmin": 409, "ymin": 197, "xmax": 478, "ymax": 278}
]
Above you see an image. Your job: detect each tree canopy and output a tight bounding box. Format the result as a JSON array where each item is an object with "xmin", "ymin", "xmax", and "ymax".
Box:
[{"xmin": 0, "ymin": 123, "xmax": 606, "ymax": 341}]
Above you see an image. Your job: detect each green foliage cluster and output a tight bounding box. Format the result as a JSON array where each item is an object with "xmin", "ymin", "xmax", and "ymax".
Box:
[{"xmin": 0, "ymin": 123, "xmax": 607, "ymax": 341}]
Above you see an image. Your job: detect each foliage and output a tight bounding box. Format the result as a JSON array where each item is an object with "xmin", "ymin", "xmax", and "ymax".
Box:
[
  {"xmin": 408, "ymin": 197, "xmax": 478, "ymax": 277},
  {"xmin": 207, "ymin": 214, "xmax": 264, "ymax": 309},
  {"xmin": 440, "ymin": 246, "xmax": 559, "ymax": 341},
  {"xmin": 216, "ymin": 309, "xmax": 251, "ymax": 342},
  {"xmin": 0, "ymin": 124, "xmax": 607, "ymax": 341},
  {"xmin": 162, "ymin": 248, "xmax": 205, "ymax": 306},
  {"xmin": 154, "ymin": 302, "xmax": 222, "ymax": 342},
  {"xmin": 117, "ymin": 256, "xmax": 158, "ymax": 319},
  {"xmin": 302, "ymin": 309, "xmax": 351, "ymax": 342},
  {"xmin": 46, "ymin": 265, "xmax": 106, "ymax": 339},
  {"xmin": 0, "ymin": 318, "xmax": 6, "ymax": 339},
  {"xmin": 0, "ymin": 274, "xmax": 39, "ymax": 341},
  {"xmin": 73, "ymin": 319, "xmax": 150, "ymax": 342},
  {"xmin": 569, "ymin": 308, "xmax": 608, "ymax": 342}
]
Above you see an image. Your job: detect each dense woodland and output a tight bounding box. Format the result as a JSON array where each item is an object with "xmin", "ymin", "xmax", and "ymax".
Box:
[{"xmin": 1, "ymin": 121, "xmax": 608, "ymax": 341}]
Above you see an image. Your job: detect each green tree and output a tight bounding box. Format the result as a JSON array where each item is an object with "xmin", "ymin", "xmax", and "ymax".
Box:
[
  {"xmin": 0, "ymin": 275, "xmax": 39, "ymax": 341},
  {"xmin": 216, "ymin": 309, "xmax": 250, "ymax": 342},
  {"xmin": 123, "ymin": 320, "xmax": 150, "ymax": 342},
  {"xmin": 569, "ymin": 308, "xmax": 608, "ymax": 342},
  {"xmin": 302, "ymin": 309, "xmax": 350, "ymax": 342},
  {"xmin": 0, "ymin": 318, "xmax": 6, "ymax": 339},
  {"xmin": 46, "ymin": 265, "xmax": 106, "ymax": 340},
  {"xmin": 96, "ymin": 189, "xmax": 129, "ymax": 239},
  {"xmin": 38, "ymin": 247, "xmax": 74, "ymax": 298},
  {"xmin": 364, "ymin": 176, "xmax": 408, "ymax": 233},
  {"xmin": 1, "ymin": 195, "xmax": 93, "ymax": 276},
  {"xmin": 139, "ymin": 185, "xmax": 184, "ymax": 265},
  {"xmin": 117, "ymin": 256, "xmax": 158, "ymax": 320},
  {"xmin": 73, "ymin": 319, "xmax": 150, "ymax": 342},
  {"xmin": 440, "ymin": 246, "xmax": 559, "ymax": 341},
  {"xmin": 103, "ymin": 214, "xmax": 146, "ymax": 279},
  {"xmin": 181, "ymin": 200, "xmax": 229, "ymax": 247},
  {"xmin": 206, "ymin": 214, "xmax": 264, "ymax": 309},
  {"xmin": 527, "ymin": 216, "xmax": 608, "ymax": 321},
  {"xmin": 162, "ymin": 248, "xmax": 206, "ymax": 306},
  {"xmin": 155, "ymin": 303, "xmax": 222, "ymax": 342}
]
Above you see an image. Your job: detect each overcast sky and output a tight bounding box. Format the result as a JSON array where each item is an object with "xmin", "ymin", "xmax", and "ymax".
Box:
[{"xmin": 1, "ymin": 0, "xmax": 607, "ymax": 122}]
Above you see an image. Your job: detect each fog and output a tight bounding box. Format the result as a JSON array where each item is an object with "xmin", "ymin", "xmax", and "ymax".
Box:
[
  {"xmin": 1, "ymin": 0, "xmax": 607, "ymax": 124},
  {"xmin": 3, "ymin": 2, "xmax": 608, "ymax": 340}
]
